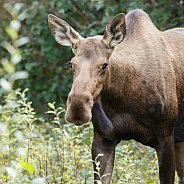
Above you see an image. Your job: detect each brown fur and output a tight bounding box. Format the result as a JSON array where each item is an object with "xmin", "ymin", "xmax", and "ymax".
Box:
[{"xmin": 48, "ymin": 9, "xmax": 184, "ymax": 184}]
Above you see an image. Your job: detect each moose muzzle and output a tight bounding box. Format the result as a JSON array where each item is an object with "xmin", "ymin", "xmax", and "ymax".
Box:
[{"xmin": 65, "ymin": 92, "xmax": 94, "ymax": 125}]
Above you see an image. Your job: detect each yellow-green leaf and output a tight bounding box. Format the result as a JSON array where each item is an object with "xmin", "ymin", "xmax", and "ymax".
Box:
[{"xmin": 19, "ymin": 160, "xmax": 34, "ymax": 174}]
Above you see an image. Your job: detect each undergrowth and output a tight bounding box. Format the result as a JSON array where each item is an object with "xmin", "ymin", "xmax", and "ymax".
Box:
[{"xmin": 0, "ymin": 92, "xmax": 159, "ymax": 183}]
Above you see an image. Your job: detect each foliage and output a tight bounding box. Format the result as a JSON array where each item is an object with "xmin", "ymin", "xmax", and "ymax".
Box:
[
  {"xmin": 0, "ymin": 95, "xmax": 160, "ymax": 183},
  {"xmin": 0, "ymin": 1, "xmax": 183, "ymax": 184}
]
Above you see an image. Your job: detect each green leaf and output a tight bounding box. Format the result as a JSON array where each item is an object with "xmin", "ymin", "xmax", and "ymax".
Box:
[
  {"xmin": 101, "ymin": 173, "xmax": 111, "ymax": 178},
  {"xmin": 1, "ymin": 175, "xmax": 8, "ymax": 180},
  {"xmin": 12, "ymin": 71, "xmax": 29, "ymax": 80},
  {"xmin": 97, "ymin": 153, "xmax": 104, "ymax": 157},
  {"xmin": 1, "ymin": 41, "xmax": 15, "ymax": 54},
  {"xmin": 15, "ymin": 37, "xmax": 30, "ymax": 47},
  {"xmin": 10, "ymin": 20, "xmax": 21, "ymax": 31},
  {"xmin": 19, "ymin": 160, "xmax": 34, "ymax": 174},
  {"xmin": 52, "ymin": 120, "xmax": 60, "ymax": 125},
  {"xmin": 1, "ymin": 58, "xmax": 15, "ymax": 73},
  {"xmin": 11, "ymin": 53, "xmax": 22, "ymax": 64},
  {"xmin": 6, "ymin": 25, "xmax": 18, "ymax": 40},
  {"xmin": 48, "ymin": 102, "xmax": 55, "ymax": 109},
  {"xmin": 32, "ymin": 177, "xmax": 46, "ymax": 184},
  {"xmin": 6, "ymin": 167, "xmax": 18, "ymax": 178},
  {"xmin": 46, "ymin": 110, "xmax": 55, "ymax": 114},
  {"xmin": 0, "ymin": 78, "xmax": 12, "ymax": 91}
]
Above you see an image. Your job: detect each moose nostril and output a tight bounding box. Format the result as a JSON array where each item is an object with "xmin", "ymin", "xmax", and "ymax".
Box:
[
  {"xmin": 85, "ymin": 96, "xmax": 91, "ymax": 103},
  {"xmin": 67, "ymin": 93, "xmax": 73, "ymax": 102},
  {"xmin": 67, "ymin": 92, "xmax": 93, "ymax": 108},
  {"xmin": 84, "ymin": 94, "xmax": 94, "ymax": 105}
]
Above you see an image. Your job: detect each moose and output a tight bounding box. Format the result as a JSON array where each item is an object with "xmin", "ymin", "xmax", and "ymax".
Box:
[{"xmin": 48, "ymin": 9, "xmax": 184, "ymax": 184}]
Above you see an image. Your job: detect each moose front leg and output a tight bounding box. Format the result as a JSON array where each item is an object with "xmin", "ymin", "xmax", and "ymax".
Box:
[
  {"xmin": 156, "ymin": 136, "xmax": 175, "ymax": 184},
  {"xmin": 175, "ymin": 142, "xmax": 184, "ymax": 184},
  {"xmin": 92, "ymin": 133, "xmax": 119, "ymax": 184}
]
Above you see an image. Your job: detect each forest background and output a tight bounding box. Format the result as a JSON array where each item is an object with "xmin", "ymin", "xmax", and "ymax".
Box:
[{"xmin": 0, "ymin": 0, "xmax": 183, "ymax": 183}]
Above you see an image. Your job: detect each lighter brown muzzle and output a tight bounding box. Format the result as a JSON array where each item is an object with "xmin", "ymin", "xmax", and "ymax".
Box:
[{"xmin": 65, "ymin": 92, "xmax": 94, "ymax": 125}]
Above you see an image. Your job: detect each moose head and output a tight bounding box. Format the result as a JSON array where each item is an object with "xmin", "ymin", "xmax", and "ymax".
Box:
[{"xmin": 48, "ymin": 14, "xmax": 126, "ymax": 125}]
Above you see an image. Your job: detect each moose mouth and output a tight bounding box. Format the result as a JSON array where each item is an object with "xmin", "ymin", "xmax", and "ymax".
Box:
[
  {"xmin": 65, "ymin": 106, "xmax": 93, "ymax": 125},
  {"xmin": 75, "ymin": 123, "xmax": 82, "ymax": 126}
]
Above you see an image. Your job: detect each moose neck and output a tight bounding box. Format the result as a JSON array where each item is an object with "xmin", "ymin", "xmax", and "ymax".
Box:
[
  {"xmin": 101, "ymin": 57, "xmax": 142, "ymax": 112},
  {"xmin": 100, "ymin": 24, "xmax": 169, "ymax": 113}
]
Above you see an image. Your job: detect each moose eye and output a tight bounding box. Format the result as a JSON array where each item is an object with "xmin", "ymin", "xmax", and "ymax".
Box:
[
  {"xmin": 66, "ymin": 61, "xmax": 72, "ymax": 69},
  {"xmin": 102, "ymin": 63, "xmax": 108, "ymax": 70}
]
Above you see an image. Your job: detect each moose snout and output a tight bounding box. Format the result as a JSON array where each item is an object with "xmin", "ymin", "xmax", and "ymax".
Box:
[{"xmin": 65, "ymin": 92, "xmax": 94, "ymax": 125}]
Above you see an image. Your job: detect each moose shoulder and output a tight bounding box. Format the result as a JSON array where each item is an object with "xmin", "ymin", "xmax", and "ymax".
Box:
[{"xmin": 48, "ymin": 9, "xmax": 184, "ymax": 184}]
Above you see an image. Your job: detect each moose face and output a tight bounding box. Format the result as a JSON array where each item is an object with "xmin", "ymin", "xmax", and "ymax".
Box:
[
  {"xmin": 65, "ymin": 38, "xmax": 111, "ymax": 125},
  {"xmin": 48, "ymin": 13, "xmax": 126, "ymax": 125}
]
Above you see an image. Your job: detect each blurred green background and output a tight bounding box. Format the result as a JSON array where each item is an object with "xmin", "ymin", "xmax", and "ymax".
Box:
[
  {"xmin": 0, "ymin": 1, "xmax": 183, "ymax": 183},
  {"xmin": 1, "ymin": 0, "xmax": 183, "ymax": 115}
]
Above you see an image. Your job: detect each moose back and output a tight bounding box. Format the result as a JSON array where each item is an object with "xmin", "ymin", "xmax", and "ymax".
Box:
[{"xmin": 48, "ymin": 9, "xmax": 184, "ymax": 184}]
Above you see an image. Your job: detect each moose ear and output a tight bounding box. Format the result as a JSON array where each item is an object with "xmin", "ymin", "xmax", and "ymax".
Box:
[
  {"xmin": 103, "ymin": 13, "xmax": 126, "ymax": 48},
  {"xmin": 48, "ymin": 14, "xmax": 83, "ymax": 48}
]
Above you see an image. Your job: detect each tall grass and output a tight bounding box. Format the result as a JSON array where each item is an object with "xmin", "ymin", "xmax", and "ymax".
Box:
[{"xmin": 0, "ymin": 94, "xmax": 159, "ymax": 183}]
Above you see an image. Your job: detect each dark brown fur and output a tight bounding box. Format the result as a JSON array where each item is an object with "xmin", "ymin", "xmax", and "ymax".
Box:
[{"xmin": 48, "ymin": 9, "xmax": 184, "ymax": 184}]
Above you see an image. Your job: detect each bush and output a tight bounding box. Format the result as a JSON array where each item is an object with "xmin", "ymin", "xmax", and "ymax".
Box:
[{"xmin": 0, "ymin": 94, "xmax": 159, "ymax": 183}]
